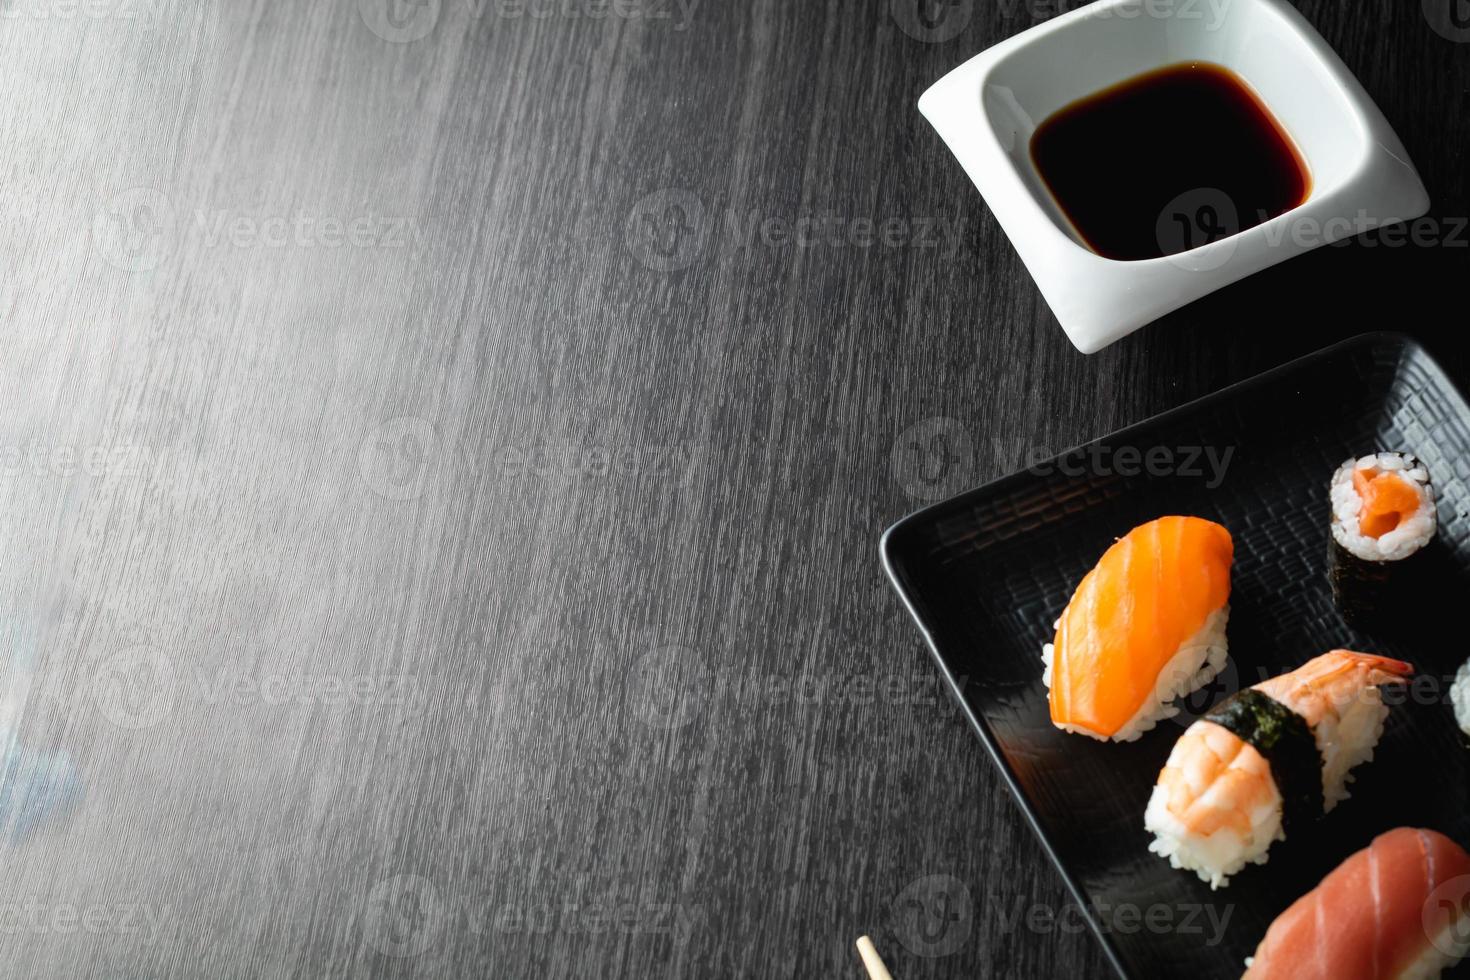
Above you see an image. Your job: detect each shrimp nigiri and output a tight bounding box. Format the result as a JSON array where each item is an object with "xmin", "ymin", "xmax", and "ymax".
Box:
[{"xmin": 1145, "ymin": 650, "xmax": 1413, "ymax": 888}]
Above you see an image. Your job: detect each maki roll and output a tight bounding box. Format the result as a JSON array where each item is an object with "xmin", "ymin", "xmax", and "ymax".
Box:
[
  {"xmin": 1145, "ymin": 650, "xmax": 1412, "ymax": 888},
  {"xmin": 1453, "ymin": 658, "xmax": 1470, "ymax": 739},
  {"xmin": 1328, "ymin": 453, "xmax": 1436, "ymax": 627},
  {"xmin": 1042, "ymin": 516, "xmax": 1233, "ymax": 742},
  {"xmin": 1242, "ymin": 827, "xmax": 1470, "ymax": 979}
]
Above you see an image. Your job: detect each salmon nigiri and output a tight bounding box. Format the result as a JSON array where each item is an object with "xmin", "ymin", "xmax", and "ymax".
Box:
[
  {"xmin": 1243, "ymin": 827, "xmax": 1470, "ymax": 979},
  {"xmin": 1146, "ymin": 651, "xmax": 1413, "ymax": 888},
  {"xmin": 1042, "ymin": 516, "xmax": 1233, "ymax": 741}
]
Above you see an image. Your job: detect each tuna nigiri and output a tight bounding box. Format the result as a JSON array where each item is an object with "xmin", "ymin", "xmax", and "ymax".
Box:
[
  {"xmin": 1243, "ymin": 827, "xmax": 1470, "ymax": 979},
  {"xmin": 1146, "ymin": 650, "xmax": 1413, "ymax": 888},
  {"xmin": 1042, "ymin": 516, "xmax": 1234, "ymax": 741}
]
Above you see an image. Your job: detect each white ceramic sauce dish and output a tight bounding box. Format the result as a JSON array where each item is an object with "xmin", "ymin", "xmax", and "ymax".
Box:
[{"xmin": 919, "ymin": 0, "xmax": 1430, "ymax": 354}]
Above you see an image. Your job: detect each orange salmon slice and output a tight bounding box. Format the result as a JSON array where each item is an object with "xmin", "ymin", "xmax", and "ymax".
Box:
[
  {"xmin": 1050, "ymin": 516, "xmax": 1233, "ymax": 737},
  {"xmin": 1352, "ymin": 468, "xmax": 1420, "ymax": 539}
]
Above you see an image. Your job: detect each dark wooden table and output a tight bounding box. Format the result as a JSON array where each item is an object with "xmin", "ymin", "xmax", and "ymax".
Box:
[{"xmin": 2, "ymin": 0, "xmax": 1467, "ymax": 976}]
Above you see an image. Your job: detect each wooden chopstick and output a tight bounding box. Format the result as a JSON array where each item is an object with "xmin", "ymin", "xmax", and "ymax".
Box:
[{"xmin": 855, "ymin": 935, "xmax": 895, "ymax": 980}]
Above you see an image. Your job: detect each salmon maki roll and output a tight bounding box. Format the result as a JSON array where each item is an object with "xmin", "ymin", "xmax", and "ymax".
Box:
[
  {"xmin": 1146, "ymin": 651, "xmax": 1413, "ymax": 888},
  {"xmin": 1042, "ymin": 516, "xmax": 1233, "ymax": 741},
  {"xmin": 1243, "ymin": 827, "xmax": 1470, "ymax": 979},
  {"xmin": 1328, "ymin": 452, "xmax": 1437, "ymax": 629}
]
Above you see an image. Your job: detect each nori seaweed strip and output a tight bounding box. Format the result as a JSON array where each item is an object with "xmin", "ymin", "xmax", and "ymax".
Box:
[
  {"xmin": 1327, "ymin": 458, "xmax": 1435, "ymax": 631},
  {"xmin": 1205, "ymin": 689, "xmax": 1323, "ymax": 834},
  {"xmin": 1328, "ymin": 537, "xmax": 1426, "ymax": 631}
]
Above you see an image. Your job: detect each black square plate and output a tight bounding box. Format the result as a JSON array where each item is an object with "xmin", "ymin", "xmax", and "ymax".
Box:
[{"xmin": 882, "ymin": 333, "xmax": 1470, "ymax": 979}]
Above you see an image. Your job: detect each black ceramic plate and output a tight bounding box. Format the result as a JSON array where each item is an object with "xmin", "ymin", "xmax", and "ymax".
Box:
[{"xmin": 882, "ymin": 334, "xmax": 1470, "ymax": 979}]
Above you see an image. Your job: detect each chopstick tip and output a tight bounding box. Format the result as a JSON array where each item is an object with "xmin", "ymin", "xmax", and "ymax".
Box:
[{"xmin": 855, "ymin": 935, "xmax": 894, "ymax": 980}]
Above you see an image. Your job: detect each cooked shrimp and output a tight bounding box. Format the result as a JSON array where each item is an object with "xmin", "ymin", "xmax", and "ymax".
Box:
[
  {"xmin": 1145, "ymin": 651, "xmax": 1412, "ymax": 888},
  {"xmin": 1154, "ymin": 721, "xmax": 1279, "ymax": 838},
  {"xmin": 1254, "ymin": 649, "xmax": 1413, "ymax": 729}
]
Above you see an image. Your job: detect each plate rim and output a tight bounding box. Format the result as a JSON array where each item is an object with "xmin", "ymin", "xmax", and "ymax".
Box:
[{"xmin": 878, "ymin": 330, "xmax": 1463, "ymax": 978}]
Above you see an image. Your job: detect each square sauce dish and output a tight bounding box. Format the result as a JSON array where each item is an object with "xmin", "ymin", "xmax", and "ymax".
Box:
[{"xmin": 919, "ymin": 0, "xmax": 1430, "ymax": 353}]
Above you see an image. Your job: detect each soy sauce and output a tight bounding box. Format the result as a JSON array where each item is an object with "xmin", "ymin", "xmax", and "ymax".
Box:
[{"xmin": 1029, "ymin": 62, "xmax": 1310, "ymax": 261}]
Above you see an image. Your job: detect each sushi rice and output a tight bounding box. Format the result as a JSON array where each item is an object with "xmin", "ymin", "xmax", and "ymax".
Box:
[
  {"xmin": 1330, "ymin": 452, "xmax": 1436, "ymax": 562},
  {"xmin": 1146, "ymin": 766, "xmax": 1283, "ymax": 891},
  {"xmin": 1145, "ymin": 653, "xmax": 1407, "ymax": 889},
  {"xmin": 1042, "ymin": 515, "xmax": 1234, "ymax": 743},
  {"xmin": 1401, "ymin": 924, "xmax": 1470, "ymax": 980},
  {"xmin": 1241, "ymin": 827, "xmax": 1470, "ymax": 979},
  {"xmin": 1248, "ymin": 929, "xmax": 1470, "ymax": 979},
  {"xmin": 1453, "ymin": 658, "xmax": 1470, "ymax": 738},
  {"xmin": 1042, "ymin": 606, "xmax": 1229, "ymax": 743},
  {"xmin": 1146, "ymin": 685, "xmax": 1389, "ymax": 888}
]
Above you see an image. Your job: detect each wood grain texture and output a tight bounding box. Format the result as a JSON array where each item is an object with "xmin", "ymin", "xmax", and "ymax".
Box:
[{"xmin": 0, "ymin": 0, "xmax": 1465, "ymax": 977}]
